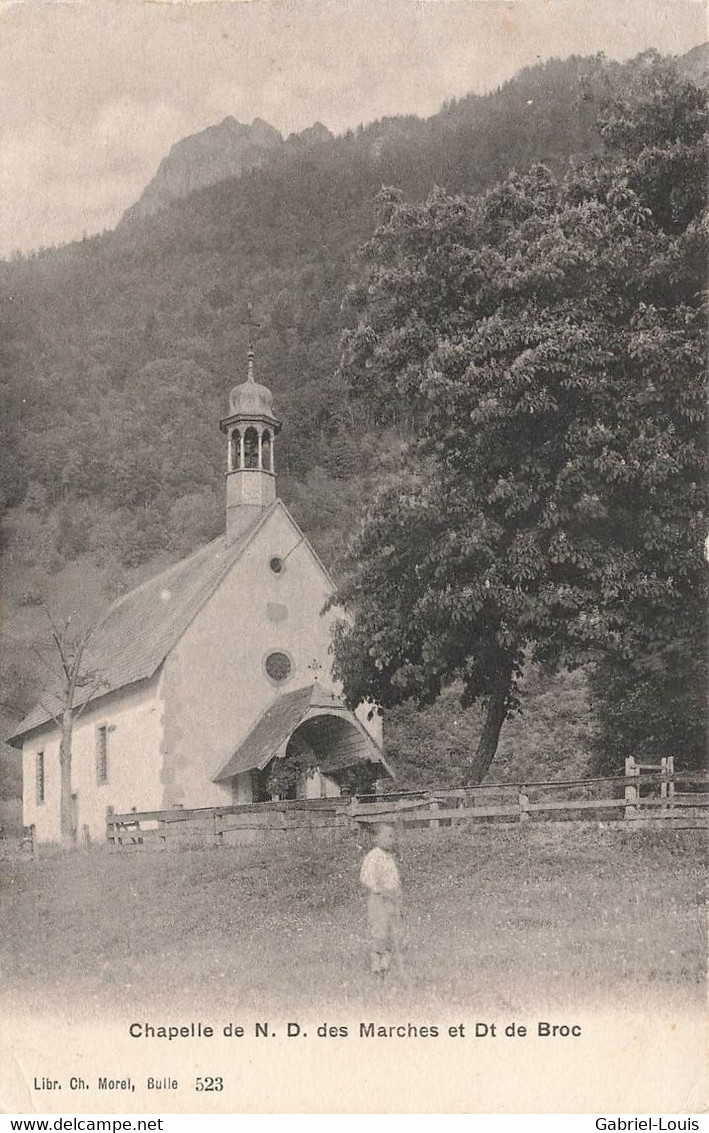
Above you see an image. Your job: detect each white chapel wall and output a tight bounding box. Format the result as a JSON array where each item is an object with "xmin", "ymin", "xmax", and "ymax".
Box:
[
  {"xmin": 22, "ymin": 730, "xmax": 61, "ymax": 843},
  {"xmin": 22, "ymin": 677, "xmax": 163, "ymax": 843},
  {"xmin": 159, "ymin": 505, "xmax": 354, "ymax": 809}
]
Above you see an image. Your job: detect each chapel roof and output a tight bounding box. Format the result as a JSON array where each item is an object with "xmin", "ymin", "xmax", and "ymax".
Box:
[{"xmin": 7, "ymin": 504, "xmax": 279, "ymax": 744}]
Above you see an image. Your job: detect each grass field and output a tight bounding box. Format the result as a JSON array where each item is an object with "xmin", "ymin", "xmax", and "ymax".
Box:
[{"xmin": 1, "ymin": 824, "xmax": 705, "ymax": 1021}]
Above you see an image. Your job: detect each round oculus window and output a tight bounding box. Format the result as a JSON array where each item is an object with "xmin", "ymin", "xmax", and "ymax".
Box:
[
  {"xmin": 269, "ymin": 556, "xmax": 284, "ymax": 574},
  {"xmin": 265, "ymin": 651, "xmax": 292, "ymax": 682}
]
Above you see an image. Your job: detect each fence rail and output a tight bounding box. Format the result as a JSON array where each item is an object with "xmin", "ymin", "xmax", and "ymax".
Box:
[{"xmin": 105, "ymin": 756, "xmax": 708, "ymax": 849}]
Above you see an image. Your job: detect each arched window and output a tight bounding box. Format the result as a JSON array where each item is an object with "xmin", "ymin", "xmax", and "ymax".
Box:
[
  {"xmin": 262, "ymin": 430, "xmax": 272, "ymax": 473},
  {"xmin": 230, "ymin": 429, "xmax": 241, "ymax": 471},
  {"xmin": 243, "ymin": 427, "xmax": 259, "ymax": 469}
]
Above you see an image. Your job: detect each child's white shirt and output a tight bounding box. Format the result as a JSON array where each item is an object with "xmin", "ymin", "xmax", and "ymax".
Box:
[{"xmin": 360, "ymin": 846, "xmax": 401, "ymax": 894}]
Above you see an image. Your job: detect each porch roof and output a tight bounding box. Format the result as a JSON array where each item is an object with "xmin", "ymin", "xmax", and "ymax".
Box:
[{"xmin": 213, "ymin": 684, "xmax": 392, "ymax": 782}]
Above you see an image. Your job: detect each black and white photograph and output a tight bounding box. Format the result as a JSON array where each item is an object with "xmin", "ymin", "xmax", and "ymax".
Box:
[{"xmin": 0, "ymin": 0, "xmax": 706, "ymax": 1117}]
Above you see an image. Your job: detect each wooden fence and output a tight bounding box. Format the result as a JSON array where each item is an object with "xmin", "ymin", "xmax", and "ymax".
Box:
[{"xmin": 105, "ymin": 756, "xmax": 708, "ymax": 850}]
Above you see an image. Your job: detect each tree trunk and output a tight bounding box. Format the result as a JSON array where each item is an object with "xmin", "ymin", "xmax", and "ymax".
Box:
[
  {"xmin": 59, "ymin": 712, "xmax": 75, "ymax": 843},
  {"xmin": 465, "ymin": 662, "xmax": 514, "ymax": 784}
]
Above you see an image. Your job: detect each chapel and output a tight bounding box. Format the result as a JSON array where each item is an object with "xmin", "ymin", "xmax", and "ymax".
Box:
[{"xmin": 9, "ymin": 349, "xmax": 390, "ymax": 842}]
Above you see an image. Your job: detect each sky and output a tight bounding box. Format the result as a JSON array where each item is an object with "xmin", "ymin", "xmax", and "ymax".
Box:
[{"xmin": 0, "ymin": 0, "xmax": 706, "ymax": 258}]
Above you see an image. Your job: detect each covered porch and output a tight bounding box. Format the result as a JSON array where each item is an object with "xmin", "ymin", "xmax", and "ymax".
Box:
[{"xmin": 213, "ymin": 685, "xmax": 393, "ymax": 803}]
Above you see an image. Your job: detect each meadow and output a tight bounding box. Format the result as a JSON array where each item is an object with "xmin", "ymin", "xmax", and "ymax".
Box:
[{"xmin": 1, "ymin": 823, "xmax": 705, "ymax": 1023}]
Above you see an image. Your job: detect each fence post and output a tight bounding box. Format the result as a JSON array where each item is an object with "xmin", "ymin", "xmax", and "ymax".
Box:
[
  {"xmin": 518, "ymin": 787, "xmax": 530, "ymax": 823},
  {"xmin": 23, "ymin": 823, "xmax": 37, "ymax": 858},
  {"xmin": 429, "ymin": 798, "xmax": 440, "ymax": 830},
  {"xmin": 624, "ymin": 757, "xmax": 640, "ymax": 821},
  {"xmin": 213, "ymin": 808, "xmax": 224, "ymax": 847}
]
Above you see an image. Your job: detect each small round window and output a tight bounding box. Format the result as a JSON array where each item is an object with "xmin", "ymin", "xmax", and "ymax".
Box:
[
  {"xmin": 265, "ymin": 651, "xmax": 292, "ymax": 682},
  {"xmin": 269, "ymin": 556, "xmax": 284, "ymax": 574}
]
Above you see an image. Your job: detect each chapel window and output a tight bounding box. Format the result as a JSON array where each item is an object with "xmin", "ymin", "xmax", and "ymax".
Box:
[
  {"xmin": 36, "ymin": 751, "xmax": 45, "ymax": 805},
  {"xmin": 265, "ymin": 651, "xmax": 293, "ymax": 682},
  {"xmin": 96, "ymin": 725, "xmax": 109, "ymax": 785}
]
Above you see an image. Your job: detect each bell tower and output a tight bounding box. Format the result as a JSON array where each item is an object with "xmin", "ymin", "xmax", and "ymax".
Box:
[{"xmin": 220, "ymin": 344, "xmax": 282, "ymax": 542}]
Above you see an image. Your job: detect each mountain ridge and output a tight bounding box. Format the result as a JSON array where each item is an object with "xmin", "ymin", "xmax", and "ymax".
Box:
[
  {"xmin": 123, "ymin": 116, "xmax": 284, "ymax": 222},
  {"xmin": 120, "ymin": 44, "xmax": 708, "ymax": 226},
  {"xmin": 123, "ymin": 115, "xmax": 337, "ymax": 223}
]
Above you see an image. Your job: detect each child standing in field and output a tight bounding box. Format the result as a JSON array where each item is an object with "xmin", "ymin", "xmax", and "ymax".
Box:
[{"xmin": 359, "ymin": 822, "xmax": 403, "ymax": 976}]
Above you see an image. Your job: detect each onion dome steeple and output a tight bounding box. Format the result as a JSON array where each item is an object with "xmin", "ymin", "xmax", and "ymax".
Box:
[{"xmin": 228, "ymin": 344, "xmax": 277, "ymax": 418}]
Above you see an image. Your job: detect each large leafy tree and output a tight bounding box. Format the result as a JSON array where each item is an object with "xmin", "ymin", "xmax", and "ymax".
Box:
[{"xmin": 333, "ymin": 54, "xmax": 707, "ymax": 780}]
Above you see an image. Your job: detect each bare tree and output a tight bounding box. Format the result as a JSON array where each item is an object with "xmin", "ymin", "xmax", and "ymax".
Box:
[{"xmin": 32, "ymin": 606, "xmax": 107, "ymax": 843}]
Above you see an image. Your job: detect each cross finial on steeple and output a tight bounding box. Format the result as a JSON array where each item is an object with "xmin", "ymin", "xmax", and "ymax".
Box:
[{"xmin": 247, "ymin": 302, "xmax": 260, "ymax": 384}]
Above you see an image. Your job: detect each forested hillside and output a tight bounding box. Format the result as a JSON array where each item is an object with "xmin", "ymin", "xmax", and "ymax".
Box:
[
  {"xmin": 0, "ymin": 48, "xmax": 704, "ymax": 788},
  {"xmin": 0, "ymin": 54, "xmax": 665, "ymax": 555}
]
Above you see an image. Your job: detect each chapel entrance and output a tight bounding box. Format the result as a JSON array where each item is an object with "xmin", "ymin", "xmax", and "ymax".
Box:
[
  {"xmin": 255, "ymin": 713, "xmax": 381, "ymax": 802},
  {"xmin": 213, "ymin": 685, "xmax": 392, "ymax": 804}
]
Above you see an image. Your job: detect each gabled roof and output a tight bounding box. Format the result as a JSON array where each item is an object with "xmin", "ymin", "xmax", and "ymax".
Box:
[
  {"xmin": 8, "ymin": 504, "xmax": 285, "ymax": 744},
  {"xmin": 214, "ymin": 684, "xmax": 392, "ymax": 781}
]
